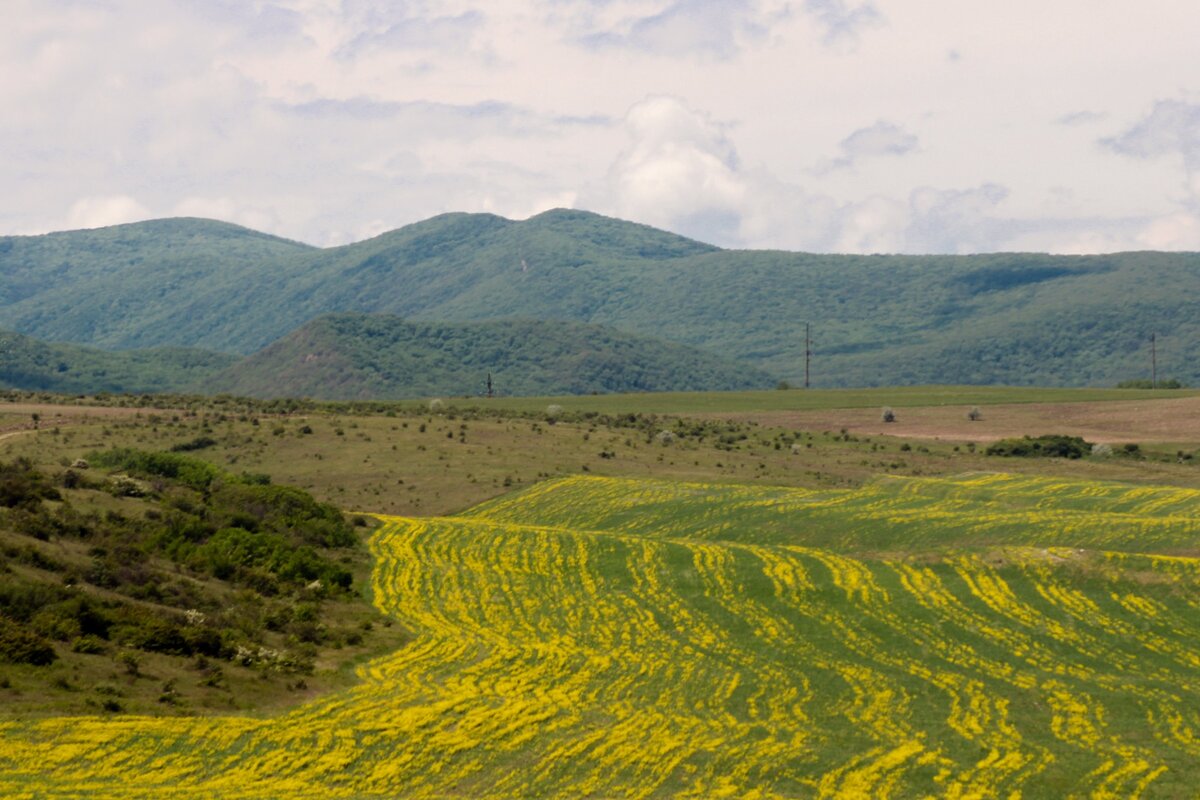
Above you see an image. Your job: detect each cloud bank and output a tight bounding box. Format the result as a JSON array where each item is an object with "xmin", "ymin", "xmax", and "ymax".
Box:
[{"xmin": 1, "ymin": 0, "xmax": 1198, "ymax": 254}]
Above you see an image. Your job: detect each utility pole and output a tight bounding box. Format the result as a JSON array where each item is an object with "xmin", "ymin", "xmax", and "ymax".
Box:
[
  {"xmin": 486, "ymin": 372, "xmax": 494, "ymax": 399},
  {"xmin": 804, "ymin": 323, "xmax": 811, "ymax": 389},
  {"xmin": 1151, "ymin": 334, "xmax": 1157, "ymax": 389}
]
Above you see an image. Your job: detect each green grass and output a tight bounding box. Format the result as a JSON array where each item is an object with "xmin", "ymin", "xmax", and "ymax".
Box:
[
  {"xmin": 5, "ymin": 392, "xmax": 1200, "ymax": 521},
  {"xmin": 444, "ymin": 384, "xmax": 1200, "ymax": 415},
  {"xmin": 2, "ymin": 395, "xmax": 1200, "ymax": 795},
  {"xmin": 3, "ymin": 473, "xmax": 1200, "ymax": 796}
]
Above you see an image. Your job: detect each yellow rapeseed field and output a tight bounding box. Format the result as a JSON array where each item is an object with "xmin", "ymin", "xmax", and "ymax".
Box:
[{"xmin": 3, "ymin": 473, "xmax": 1200, "ymax": 797}]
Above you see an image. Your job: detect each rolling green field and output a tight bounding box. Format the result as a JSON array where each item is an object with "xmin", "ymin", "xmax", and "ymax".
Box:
[
  {"xmin": 5, "ymin": 473, "xmax": 1200, "ymax": 797},
  {"xmin": 444, "ymin": 384, "xmax": 1200, "ymax": 415}
]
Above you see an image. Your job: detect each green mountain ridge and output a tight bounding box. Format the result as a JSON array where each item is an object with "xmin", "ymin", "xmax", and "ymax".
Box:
[
  {"xmin": 0, "ymin": 330, "xmax": 238, "ymax": 394},
  {"xmin": 2, "ymin": 210, "xmax": 1198, "ymax": 387},
  {"xmin": 0, "ymin": 218, "xmax": 312, "ymax": 348},
  {"xmin": 201, "ymin": 314, "xmax": 776, "ymax": 399}
]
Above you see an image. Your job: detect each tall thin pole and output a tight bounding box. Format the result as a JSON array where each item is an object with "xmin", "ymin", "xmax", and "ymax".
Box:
[
  {"xmin": 804, "ymin": 323, "xmax": 811, "ymax": 389},
  {"xmin": 1151, "ymin": 334, "xmax": 1157, "ymax": 389}
]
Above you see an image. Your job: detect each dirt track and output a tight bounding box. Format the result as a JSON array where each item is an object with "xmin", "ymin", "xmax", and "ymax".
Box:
[{"xmin": 715, "ymin": 394, "xmax": 1200, "ymax": 445}]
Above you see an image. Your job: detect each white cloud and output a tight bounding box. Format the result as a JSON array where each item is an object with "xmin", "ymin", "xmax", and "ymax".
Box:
[
  {"xmin": 602, "ymin": 98, "xmax": 1014, "ymax": 254},
  {"xmin": 906, "ymin": 184, "xmax": 1009, "ymax": 253},
  {"xmin": 1056, "ymin": 110, "xmax": 1107, "ymax": 126},
  {"xmin": 829, "ymin": 195, "xmax": 905, "ymax": 252},
  {"xmin": 565, "ymin": 0, "xmax": 791, "ymax": 59},
  {"xmin": 2, "ymin": 1, "xmax": 1200, "ymax": 254},
  {"xmin": 66, "ymin": 195, "xmax": 152, "ymax": 230},
  {"xmin": 1103, "ymin": 100, "xmax": 1200, "ymax": 166},
  {"xmin": 801, "ymin": 0, "xmax": 882, "ymax": 46},
  {"xmin": 1137, "ymin": 211, "xmax": 1200, "ymax": 250},
  {"xmin": 1100, "ymin": 99, "xmax": 1200, "ymax": 239},
  {"xmin": 603, "ymin": 96, "xmax": 749, "ymax": 242},
  {"xmin": 815, "ymin": 120, "xmax": 919, "ymax": 173},
  {"xmin": 336, "ymin": 8, "xmax": 487, "ymax": 59}
]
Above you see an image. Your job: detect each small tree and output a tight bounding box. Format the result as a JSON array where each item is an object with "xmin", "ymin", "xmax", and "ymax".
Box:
[
  {"xmin": 967, "ymin": 406, "xmax": 982, "ymax": 421},
  {"xmin": 881, "ymin": 407, "xmax": 896, "ymax": 423}
]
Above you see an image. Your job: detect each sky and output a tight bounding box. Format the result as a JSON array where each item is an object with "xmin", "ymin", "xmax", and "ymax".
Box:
[{"xmin": 4, "ymin": 0, "xmax": 1200, "ymax": 253}]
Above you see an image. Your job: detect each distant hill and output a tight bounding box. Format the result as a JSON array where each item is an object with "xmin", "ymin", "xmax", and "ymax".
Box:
[
  {"xmin": 2, "ymin": 210, "xmax": 1198, "ymax": 387},
  {"xmin": 202, "ymin": 314, "xmax": 776, "ymax": 399},
  {"xmin": 0, "ymin": 330, "xmax": 238, "ymax": 394},
  {"xmin": 0, "ymin": 218, "xmax": 311, "ymax": 349}
]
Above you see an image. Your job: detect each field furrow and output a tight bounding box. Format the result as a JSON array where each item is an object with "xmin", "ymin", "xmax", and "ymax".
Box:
[{"xmin": 3, "ymin": 473, "xmax": 1200, "ymax": 797}]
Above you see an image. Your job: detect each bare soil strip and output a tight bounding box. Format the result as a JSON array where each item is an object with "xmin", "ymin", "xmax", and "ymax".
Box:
[{"xmin": 711, "ymin": 394, "xmax": 1200, "ymax": 445}]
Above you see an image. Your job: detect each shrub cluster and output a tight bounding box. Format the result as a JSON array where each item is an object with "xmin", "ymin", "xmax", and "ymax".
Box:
[
  {"xmin": 0, "ymin": 613, "xmax": 57, "ymax": 666},
  {"xmin": 1116, "ymin": 379, "xmax": 1184, "ymax": 389},
  {"xmin": 0, "ymin": 451, "xmax": 364, "ymax": 673},
  {"xmin": 985, "ymin": 435, "xmax": 1091, "ymax": 459}
]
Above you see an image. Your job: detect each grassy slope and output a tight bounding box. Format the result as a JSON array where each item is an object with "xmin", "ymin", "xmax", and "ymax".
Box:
[
  {"xmin": 4, "ymin": 389, "xmax": 1198, "ymax": 518},
  {"xmin": 3, "ymin": 211, "xmax": 1199, "ymax": 387},
  {"xmin": 3, "ymin": 474, "xmax": 1200, "ymax": 796},
  {"xmin": 0, "ymin": 329, "xmax": 238, "ymax": 394},
  {"xmin": 204, "ymin": 313, "xmax": 777, "ymax": 399}
]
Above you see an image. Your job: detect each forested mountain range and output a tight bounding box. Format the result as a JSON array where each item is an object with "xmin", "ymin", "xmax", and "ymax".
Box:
[{"xmin": 1, "ymin": 210, "xmax": 1196, "ymax": 388}]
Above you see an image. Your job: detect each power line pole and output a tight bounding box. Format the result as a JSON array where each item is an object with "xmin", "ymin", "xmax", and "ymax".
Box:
[
  {"xmin": 1151, "ymin": 334, "xmax": 1157, "ymax": 389},
  {"xmin": 486, "ymin": 372, "xmax": 494, "ymax": 399},
  {"xmin": 804, "ymin": 323, "xmax": 811, "ymax": 389}
]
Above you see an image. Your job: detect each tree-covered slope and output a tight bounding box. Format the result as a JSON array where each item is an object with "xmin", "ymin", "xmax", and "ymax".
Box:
[
  {"xmin": 0, "ymin": 330, "xmax": 238, "ymax": 394},
  {"xmin": 203, "ymin": 314, "xmax": 776, "ymax": 399},
  {"xmin": 2, "ymin": 210, "xmax": 1198, "ymax": 387},
  {"xmin": 0, "ymin": 218, "xmax": 312, "ymax": 349}
]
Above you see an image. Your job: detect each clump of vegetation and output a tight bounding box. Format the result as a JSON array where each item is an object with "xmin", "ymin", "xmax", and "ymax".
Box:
[
  {"xmin": 0, "ymin": 450, "xmax": 390, "ymax": 714},
  {"xmin": 966, "ymin": 406, "xmax": 982, "ymax": 421},
  {"xmin": 169, "ymin": 436, "xmax": 217, "ymax": 452},
  {"xmin": 985, "ymin": 435, "xmax": 1091, "ymax": 459},
  {"xmin": 0, "ymin": 614, "xmax": 58, "ymax": 665},
  {"xmin": 1116, "ymin": 379, "xmax": 1184, "ymax": 389},
  {"xmin": 881, "ymin": 407, "xmax": 896, "ymax": 423},
  {"xmin": 88, "ymin": 449, "xmax": 357, "ymax": 587}
]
